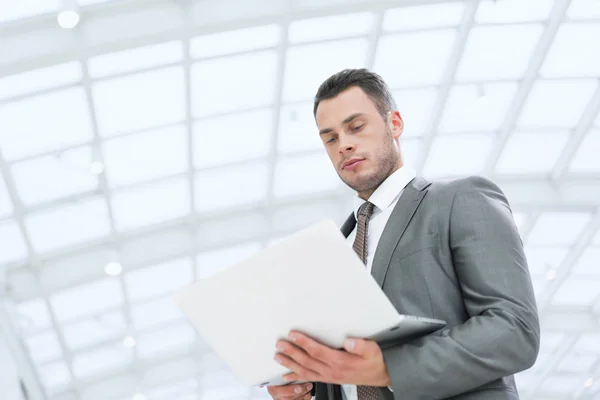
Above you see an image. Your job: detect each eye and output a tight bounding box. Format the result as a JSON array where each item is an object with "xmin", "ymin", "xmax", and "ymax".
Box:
[
  {"xmin": 352, "ymin": 124, "xmax": 364, "ymax": 132},
  {"xmin": 327, "ymin": 137, "xmax": 336, "ymax": 144}
]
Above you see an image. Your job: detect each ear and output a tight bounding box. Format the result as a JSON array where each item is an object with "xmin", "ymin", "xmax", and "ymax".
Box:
[{"xmin": 388, "ymin": 110, "xmax": 404, "ymax": 140}]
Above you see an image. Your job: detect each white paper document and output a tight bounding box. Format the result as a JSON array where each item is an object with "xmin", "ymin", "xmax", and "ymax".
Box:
[{"xmin": 173, "ymin": 219, "xmax": 444, "ymax": 387}]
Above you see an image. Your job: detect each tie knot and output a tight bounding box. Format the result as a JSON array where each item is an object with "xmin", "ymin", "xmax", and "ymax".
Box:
[{"xmin": 357, "ymin": 201, "xmax": 374, "ymax": 218}]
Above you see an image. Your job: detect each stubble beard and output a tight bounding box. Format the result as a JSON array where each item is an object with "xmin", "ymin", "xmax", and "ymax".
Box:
[{"xmin": 338, "ymin": 127, "xmax": 399, "ymax": 196}]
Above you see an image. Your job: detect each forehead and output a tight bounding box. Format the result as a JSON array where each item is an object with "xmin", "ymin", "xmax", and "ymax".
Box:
[{"xmin": 315, "ymin": 86, "xmax": 379, "ymax": 127}]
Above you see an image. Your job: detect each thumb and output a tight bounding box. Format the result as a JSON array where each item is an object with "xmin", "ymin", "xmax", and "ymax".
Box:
[{"xmin": 343, "ymin": 338, "xmax": 375, "ymax": 357}]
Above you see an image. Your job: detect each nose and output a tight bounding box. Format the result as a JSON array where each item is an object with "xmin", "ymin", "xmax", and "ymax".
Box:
[{"xmin": 337, "ymin": 135, "xmax": 355, "ymax": 154}]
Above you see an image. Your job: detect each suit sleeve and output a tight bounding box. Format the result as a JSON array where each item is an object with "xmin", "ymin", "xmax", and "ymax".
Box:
[{"xmin": 381, "ymin": 176, "xmax": 540, "ymax": 399}]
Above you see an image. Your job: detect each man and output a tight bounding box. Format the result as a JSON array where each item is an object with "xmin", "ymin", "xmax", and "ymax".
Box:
[{"xmin": 267, "ymin": 69, "xmax": 540, "ymax": 400}]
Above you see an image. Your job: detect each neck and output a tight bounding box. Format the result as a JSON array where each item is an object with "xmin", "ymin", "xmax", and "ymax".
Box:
[{"xmin": 357, "ymin": 162, "xmax": 403, "ymax": 200}]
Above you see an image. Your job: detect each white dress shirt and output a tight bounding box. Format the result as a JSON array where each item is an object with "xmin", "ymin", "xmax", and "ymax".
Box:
[{"xmin": 341, "ymin": 165, "xmax": 416, "ymax": 400}]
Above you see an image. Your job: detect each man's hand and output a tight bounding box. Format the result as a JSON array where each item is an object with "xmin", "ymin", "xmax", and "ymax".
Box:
[
  {"xmin": 274, "ymin": 331, "xmax": 391, "ymax": 387},
  {"xmin": 266, "ymin": 382, "xmax": 313, "ymax": 400}
]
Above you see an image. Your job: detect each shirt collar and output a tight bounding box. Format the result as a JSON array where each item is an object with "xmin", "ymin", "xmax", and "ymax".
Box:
[{"xmin": 353, "ymin": 165, "xmax": 416, "ymax": 217}]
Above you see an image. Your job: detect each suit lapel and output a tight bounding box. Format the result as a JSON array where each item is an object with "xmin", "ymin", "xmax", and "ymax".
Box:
[
  {"xmin": 340, "ymin": 212, "xmax": 356, "ymax": 238},
  {"xmin": 370, "ymin": 176, "xmax": 431, "ymax": 287}
]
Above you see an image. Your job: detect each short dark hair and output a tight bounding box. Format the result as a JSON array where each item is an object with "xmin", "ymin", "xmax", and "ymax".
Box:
[{"xmin": 313, "ymin": 68, "xmax": 397, "ymax": 119}]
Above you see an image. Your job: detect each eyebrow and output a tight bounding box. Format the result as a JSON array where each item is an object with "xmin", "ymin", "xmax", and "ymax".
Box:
[{"xmin": 318, "ymin": 113, "xmax": 365, "ymax": 135}]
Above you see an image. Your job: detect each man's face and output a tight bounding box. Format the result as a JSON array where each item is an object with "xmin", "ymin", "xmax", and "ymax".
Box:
[{"xmin": 315, "ymin": 86, "xmax": 403, "ymax": 198}]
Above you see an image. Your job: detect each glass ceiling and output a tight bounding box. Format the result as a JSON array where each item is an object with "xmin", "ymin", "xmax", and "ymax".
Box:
[{"xmin": 1, "ymin": 0, "xmax": 600, "ymax": 399}]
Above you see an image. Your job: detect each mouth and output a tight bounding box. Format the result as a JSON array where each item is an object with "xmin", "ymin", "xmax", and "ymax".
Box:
[{"xmin": 342, "ymin": 158, "xmax": 366, "ymax": 170}]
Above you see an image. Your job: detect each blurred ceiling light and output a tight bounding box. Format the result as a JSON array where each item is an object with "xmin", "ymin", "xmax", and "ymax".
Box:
[
  {"xmin": 90, "ymin": 161, "xmax": 105, "ymax": 175},
  {"xmin": 57, "ymin": 10, "xmax": 80, "ymax": 29},
  {"xmin": 104, "ymin": 261, "xmax": 122, "ymax": 276},
  {"xmin": 584, "ymin": 378, "xmax": 594, "ymax": 388},
  {"xmin": 123, "ymin": 335, "xmax": 136, "ymax": 348},
  {"xmin": 546, "ymin": 268, "xmax": 557, "ymax": 281}
]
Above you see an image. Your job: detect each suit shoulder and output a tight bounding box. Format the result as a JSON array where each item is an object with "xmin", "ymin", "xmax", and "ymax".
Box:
[
  {"xmin": 427, "ymin": 175, "xmax": 501, "ymax": 193},
  {"xmin": 424, "ymin": 175, "xmax": 506, "ymax": 205}
]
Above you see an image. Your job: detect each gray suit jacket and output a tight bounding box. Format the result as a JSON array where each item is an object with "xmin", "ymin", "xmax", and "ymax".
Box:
[{"xmin": 314, "ymin": 175, "xmax": 540, "ymax": 400}]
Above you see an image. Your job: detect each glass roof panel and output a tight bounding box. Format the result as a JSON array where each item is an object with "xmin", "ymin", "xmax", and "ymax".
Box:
[
  {"xmin": 125, "ymin": 257, "xmax": 193, "ymax": 302},
  {"xmin": 456, "ymin": 25, "xmax": 542, "ymax": 81},
  {"xmin": 62, "ymin": 310, "xmax": 126, "ymax": 351},
  {"xmin": 12, "ymin": 146, "xmax": 98, "ymax": 206},
  {"xmin": 518, "ymin": 80, "xmax": 597, "ymax": 129},
  {"xmin": 190, "ymin": 24, "xmax": 280, "ymax": 58},
  {"xmin": 423, "ymin": 134, "xmax": 493, "ymax": 178},
  {"xmin": 383, "ymin": 3, "xmax": 464, "ymax": 31},
  {"xmin": 438, "ymin": 83, "xmax": 517, "ymax": 133},
  {"xmin": 191, "ymin": 51, "xmax": 277, "ymax": 117},
  {"xmin": 112, "ymin": 177, "xmax": 190, "ymax": 232},
  {"xmin": 0, "ymin": 62, "xmax": 82, "ymax": 101},
  {"xmin": 289, "ymin": 12, "xmax": 374, "ymax": 43},
  {"xmin": 278, "ymin": 102, "xmax": 322, "ymax": 153},
  {"xmin": 93, "ymin": 66, "xmax": 186, "ymax": 137},
  {"xmin": 0, "ymin": 220, "xmax": 28, "ymax": 264},
  {"xmin": 194, "ymin": 162, "xmax": 269, "ymax": 213},
  {"xmin": 50, "ymin": 277, "xmax": 123, "ymax": 323},
  {"xmin": 103, "ymin": 124, "xmax": 187, "ymax": 187},
  {"xmin": 24, "ymin": 330, "xmax": 62, "ymax": 364},
  {"xmin": 392, "ymin": 88, "xmax": 437, "ymax": 137},
  {"xmin": 273, "ymin": 153, "xmax": 340, "ymax": 199},
  {"xmin": 569, "ymin": 130, "xmax": 600, "ymax": 173},
  {"xmin": 72, "ymin": 342, "xmax": 133, "ymax": 380},
  {"xmin": 282, "ymin": 38, "xmax": 368, "ymax": 102},
  {"xmin": 0, "ymin": 0, "xmax": 61, "ymax": 24},
  {"xmin": 496, "ymin": 131, "xmax": 570, "ymax": 175},
  {"xmin": 0, "ymin": 176, "xmax": 13, "ymax": 219},
  {"xmin": 475, "ymin": 0, "xmax": 554, "ymax": 23},
  {"xmin": 88, "ymin": 41, "xmax": 183, "ymax": 79},
  {"xmin": 541, "ymin": 23, "xmax": 600, "ymax": 78},
  {"xmin": 527, "ymin": 212, "xmax": 592, "ymax": 246},
  {"xmin": 373, "ymin": 30, "xmax": 456, "ymax": 88},
  {"xmin": 0, "ymin": 87, "xmax": 93, "ymax": 162},
  {"xmin": 193, "ymin": 108, "xmax": 273, "ymax": 168},
  {"xmin": 25, "ymin": 196, "xmax": 111, "ymax": 254}
]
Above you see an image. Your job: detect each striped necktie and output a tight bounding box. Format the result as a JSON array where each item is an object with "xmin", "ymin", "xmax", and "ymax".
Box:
[{"xmin": 352, "ymin": 201, "xmax": 379, "ymax": 400}]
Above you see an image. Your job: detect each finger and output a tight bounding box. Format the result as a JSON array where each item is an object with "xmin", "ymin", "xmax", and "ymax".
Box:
[
  {"xmin": 287, "ymin": 332, "xmax": 345, "ymax": 364},
  {"xmin": 343, "ymin": 338, "xmax": 379, "ymax": 358},
  {"xmin": 267, "ymin": 383, "xmax": 313, "ymax": 398},
  {"xmin": 277, "ymin": 340, "xmax": 329, "ymax": 376},
  {"xmin": 275, "ymin": 353, "xmax": 320, "ymax": 382}
]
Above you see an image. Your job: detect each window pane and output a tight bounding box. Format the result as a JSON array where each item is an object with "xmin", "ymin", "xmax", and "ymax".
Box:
[
  {"xmin": 12, "ymin": 147, "xmax": 98, "ymax": 206},
  {"xmin": 111, "ymin": 177, "xmax": 190, "ymax": 232},
  {"xmin": 518, "ymin": 80, "xmax": 597, "ymax": 129},
  {"xmin": 540, "ymin": 23, "xmax": 600, "ymax": 78},
  {"xmin": 424, "ymin": 134, "xmax": 493, "ymax": 178},
  {"xmin": 194, "ymin": 109, "xmax": 273, "ymax": 168},
  {"xmin": 374, "ymin": 30, "xmax": 456, "ymax": 88},
  {"xmin": 456, "ymin": 25, "xmax": 542, "ymax": 81},
  {"xmin": 93, "ymin": 67, "xmax": 186, "ymax": 137},
  {"xmin": 88, "ymin": 41, "xmax": 183, "ymax": 78},
  {"xmin": 283, "ymin": 39, "xmax": 368, "ymax": 102},
  {"xmin": 274, "ymin": 153, "xmax": 340, "ymax": 199},
  {"xmin": 475, "ymin": 0, "xmax": 554, "ymax": 23},
  {"xmin": 195, "ymin": 163, "xmax": 269, "ymax": 212},
  {"xmin": 289, "ymin": 12, "xmax": 374, "ymax": 43},
  {"xmin": 0, "ymin": 87, "xmax": 93, "ymax": 161},
  {"xmin": 191, "ymin": 51, "xmax": 277, "ymax": 117},
  {"xmin": 0, "ymin": 62, "xmax": 82, "ymax": 101},
  {"xmin": 383, "ymin": 3, "xmax": 464, "ymax": 31},
  {"xmin": 190, "ymin": 25, "xmax": 280, "ymax": 58},
  {"xmin": 25, "ymin": 197, "xmax": 111, "ymax": 254},
  {"xmin": 103, "ymin": 125, "xmax": 187, "ymax": 187}
]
